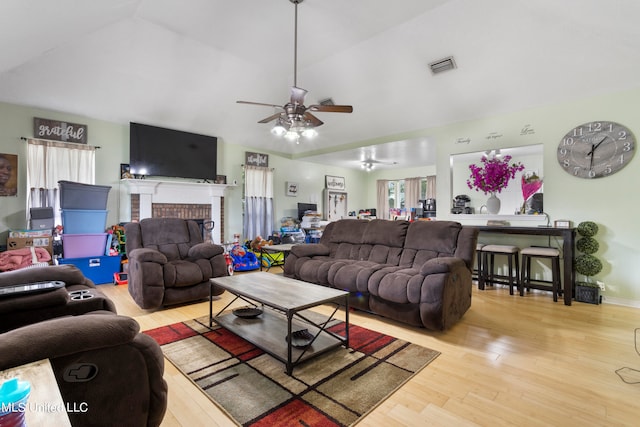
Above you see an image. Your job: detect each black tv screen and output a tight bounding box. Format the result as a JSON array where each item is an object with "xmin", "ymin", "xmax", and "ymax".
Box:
[
  {"xmin": 129, "ymin": 122, "xmax": 217, "ymax": 181},
  {"xmin": 297, "ymin": 203, "xmax": 318, "ymax": 221}
]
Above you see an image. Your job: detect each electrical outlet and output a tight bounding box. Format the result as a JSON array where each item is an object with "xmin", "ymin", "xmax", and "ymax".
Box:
[{"xmin": 596, "ymin": 280, "xmax": 605, "ymax": 291}]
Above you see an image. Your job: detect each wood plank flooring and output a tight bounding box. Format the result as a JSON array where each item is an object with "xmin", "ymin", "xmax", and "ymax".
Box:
[{"xmin": 99, "ymin": 276, "xmax": 640, "ymax": 426}]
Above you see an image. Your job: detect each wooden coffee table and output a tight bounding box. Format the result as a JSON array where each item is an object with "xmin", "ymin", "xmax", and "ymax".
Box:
[{"xmin": 209, "ymin": 272, "xmax": 349, "ymax": 375}]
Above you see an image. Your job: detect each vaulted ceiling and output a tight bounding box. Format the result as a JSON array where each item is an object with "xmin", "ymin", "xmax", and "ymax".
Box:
[{"xmin": 2, "ymin": 0, "xmax": 640, "ymax": 170}]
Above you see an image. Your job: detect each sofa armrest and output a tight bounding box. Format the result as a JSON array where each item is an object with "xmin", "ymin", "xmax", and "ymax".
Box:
[
  {"xmin": 189, "ymin": 242, "xmax": 224, "ymax": 259},
  {"xmin": 290, "ymin": 243, "xmax": 330, "ymax": 258},
  {"xmin": 0, "ymin": 264, "xmax": 88, "ymax": 287},
  {"xmin": 0, "ymin": 312, "xmax": 139, "ymax": 370},
  {"xmin": 0, "ymin": 287, "xmax": 70, "ymax": 315},
  {"xmin": 128, "ymin": 248, "xmax": 168, "ymax": 264},
  {"xmin": 419, "ymin": 257, "xmax": 467, "ymax": 276}
]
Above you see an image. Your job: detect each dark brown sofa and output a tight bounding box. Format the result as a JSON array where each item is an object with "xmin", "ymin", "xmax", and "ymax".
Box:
[
  {"xmin": 0, "ymin": 265, "xmax": 167, "ymax": 426},
  {"xmin": 284, "ymin": 219, "xmax": 478, "ymax": 330},
  {"xmin": 125, "ymin": 218, "xmax": 227, "ymax": 309}
]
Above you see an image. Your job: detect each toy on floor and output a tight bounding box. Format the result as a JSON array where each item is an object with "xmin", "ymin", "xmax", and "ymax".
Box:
[
  {"xmin": 250, "ymin": 235, "xmax": 273, "ymax": 251},
  {"xmin": 229, "ymin": 244, "xmax": 260, "ymax": 271}
]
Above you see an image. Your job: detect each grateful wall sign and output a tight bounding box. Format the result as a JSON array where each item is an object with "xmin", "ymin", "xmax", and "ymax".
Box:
[{"xmin": 34, "ymin": 117, "xmax": 87, "ymax": 144}]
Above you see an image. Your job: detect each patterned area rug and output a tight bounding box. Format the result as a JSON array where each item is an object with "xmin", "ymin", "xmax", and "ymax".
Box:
[{"xmin": 145, "ymin": 315, "xmax": 440, "ymax": 426}]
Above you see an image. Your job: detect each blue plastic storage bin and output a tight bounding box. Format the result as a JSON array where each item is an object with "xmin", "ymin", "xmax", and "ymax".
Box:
[
  {"xmin": 58, "ymin": 255, "xmax": 121, "ymax": 285},
  {"xmin": 61, "ymin": 209, "xmax": 108, "ymax": 234}
]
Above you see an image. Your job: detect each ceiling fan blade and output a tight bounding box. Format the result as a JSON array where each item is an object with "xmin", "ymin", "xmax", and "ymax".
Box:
[
  {"xmin": 258, "ymin": 112, "xmax": 283, "ymax": 124},
  {"xmin": 308, "ymin": 104, "xmax": 353, "ymax": 113},
  {"xmin": 302, "ymin": 112, "xmax": 324, "ymax": 127},
  {"xmin": 290, "ymin": 86, "xmax": 307, "ymax": 105},
  {"xmin": 237, "ymin": 100, "xmax": 284, "ymax": 109}
]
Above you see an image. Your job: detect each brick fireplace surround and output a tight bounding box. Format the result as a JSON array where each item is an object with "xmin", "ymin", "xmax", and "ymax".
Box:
[{"xmin": 123, "ymin": 179, "xmax": 230, "ymax": 244}]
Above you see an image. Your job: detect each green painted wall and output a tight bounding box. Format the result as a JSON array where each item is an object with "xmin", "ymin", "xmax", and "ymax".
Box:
[{"xmin": 1, "ymin": 86, "xmax": 638, "ymax": 305}]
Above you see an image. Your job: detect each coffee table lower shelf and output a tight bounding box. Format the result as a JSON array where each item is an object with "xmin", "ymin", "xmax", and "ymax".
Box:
[{"xmin": 213, "ymin": 308, "xmax": 346, "ymax": 374}]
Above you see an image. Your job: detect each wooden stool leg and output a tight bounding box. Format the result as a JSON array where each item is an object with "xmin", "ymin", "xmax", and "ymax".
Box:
[
  {"xmin": 514, "ymin": 252, "xmax": 520, "ymax": 296},
  {"xmin": 507, "ymin": 254, "xmax": 514, "ymax": 295},
  {"xmin": 478, "ymin": 252, "xmax": 484, "ymax": 289},
  {"xmin": 552, "ymin": 256, "xmax": 561, "ymax": 302}
]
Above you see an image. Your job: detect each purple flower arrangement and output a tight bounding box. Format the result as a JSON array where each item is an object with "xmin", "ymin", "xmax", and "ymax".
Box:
[{"xmin": 467, "ymin": 155, "xmax": 525, "ymax": 195}]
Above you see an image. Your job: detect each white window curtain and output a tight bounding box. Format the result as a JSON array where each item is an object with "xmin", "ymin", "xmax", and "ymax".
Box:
[
  {"xmin": 425, "ymin": 175, "xmax": 436, "ymax": 199},
  {"xmin": 404, "ymin": 177, "xmax": 422, "ymax": 211},
  {"xmin": 243, "ymin": 166, "xmax": 274, "ymax": 239},
  {"xmin": 376, "ymin": 180, "xmax": 389, "ymax": 219},
  {"xmin": 26, "ymin": 138, "xmax": 96, "ymax": 226}
]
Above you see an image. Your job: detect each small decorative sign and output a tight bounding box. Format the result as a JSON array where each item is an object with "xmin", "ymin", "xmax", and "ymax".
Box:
[
  {"xmin": 286, "ymin": 181, "xmax": 298, "ymax": 197},
  {"xmin": 34, "ymin": 117, "xmax": 87, "ymax": 144},
  {"xmin": 325, "ymin": 175, "xmax": 345, "ymax": 190},
  {"xmin": 245, "ymin": 151, "xmax": 269, "ymax": 167}
]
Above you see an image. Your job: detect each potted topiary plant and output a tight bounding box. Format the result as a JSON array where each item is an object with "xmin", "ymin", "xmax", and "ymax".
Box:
[{"xmin": 574, "ymin": 221, "xmax": 603, "ymax": 304}]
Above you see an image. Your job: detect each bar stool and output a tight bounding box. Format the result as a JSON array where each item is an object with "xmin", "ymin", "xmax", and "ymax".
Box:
[
  {"xmin": 475, "ymin": 243, "xmax": 486, "ymax": 288},
  {"xmin": 519, "ymin": 247, "xmax": 561, "ymax": 302},
  {"xmin": 480, "ymin": 244, "xmax": 520, "ymax": 295}
]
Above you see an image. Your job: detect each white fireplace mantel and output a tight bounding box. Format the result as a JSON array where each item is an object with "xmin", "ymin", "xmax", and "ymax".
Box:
[{"xmin": 121, "ymin": 179, "xmax": 233, "ymax": 243}]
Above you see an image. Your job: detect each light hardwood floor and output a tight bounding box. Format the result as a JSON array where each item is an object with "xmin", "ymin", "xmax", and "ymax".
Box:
[{"xmin": 99, "ymin": 276, "xmax": 640, "ymax": 426}]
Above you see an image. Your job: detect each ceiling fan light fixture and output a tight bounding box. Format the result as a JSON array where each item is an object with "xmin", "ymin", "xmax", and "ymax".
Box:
[
  {"xmin": 301, "ymin": 127, "xmax": 317, "ymax": 138},
  {"xmin": 271, "ymin": 122, "xmax": 287, "ymax": 136}
]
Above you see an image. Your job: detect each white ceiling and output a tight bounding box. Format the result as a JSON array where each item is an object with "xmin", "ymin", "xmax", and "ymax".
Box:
[{"xmin": 2, "ymin": 0, "xmax": 640, "ymax": 171}]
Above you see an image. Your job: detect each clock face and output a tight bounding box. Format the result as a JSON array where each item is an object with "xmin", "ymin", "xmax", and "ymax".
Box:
[{"xmin": 557, "ymin": 121, "xmax": 635, "ymax": 178}]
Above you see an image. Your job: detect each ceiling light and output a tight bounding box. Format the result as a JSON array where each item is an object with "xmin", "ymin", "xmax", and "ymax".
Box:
[
  {"xmin": 271, "ymin": 122, "xmax": 287, "ymax": 136},
  {"xmin": 361, "ymin": 161, "xmax": 375, "ymax": 171}
]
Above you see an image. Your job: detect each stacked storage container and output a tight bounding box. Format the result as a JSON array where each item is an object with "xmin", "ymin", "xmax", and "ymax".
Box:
[{"xmin": 57, "ymin": 181, "xmax": 119, "ymax": 284}]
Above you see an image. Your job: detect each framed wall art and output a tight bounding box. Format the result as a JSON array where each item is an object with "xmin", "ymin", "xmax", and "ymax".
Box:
[
  {"xmin": 0, "ymin": 153, "xmax": 18, "ymax": 197},
  {"xmin": 286, "ymin": 181, "xmax": 298, "ymax": 197},
  {"xmin": 325, "ymin": 175, "xmax": 345, "ymax": 191}
]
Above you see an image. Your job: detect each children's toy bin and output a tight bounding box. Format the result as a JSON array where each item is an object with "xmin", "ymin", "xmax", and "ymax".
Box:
[
  {"xmin": 58, "ymin": 180, "xmax": 111, "ymax": 210},
  {"xmin": 62, "ymin": 233, "xmax": 108, "ymax": 258},
  {"xmin": 61, "ymin": 209, "xmax": 108, "ymax": 234},
  {"xmin": 58, "ymin": 255, "xmax": 121, "ymax": 285}
]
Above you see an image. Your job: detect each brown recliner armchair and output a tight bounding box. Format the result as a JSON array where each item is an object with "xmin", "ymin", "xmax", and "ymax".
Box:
[
  {"xmin": 125, "ymin": 218, "xmax": 227, "ymax": 310},
  {"xmin": 0, "ymin": 312, "xmax": 168, "ymax": 427}
]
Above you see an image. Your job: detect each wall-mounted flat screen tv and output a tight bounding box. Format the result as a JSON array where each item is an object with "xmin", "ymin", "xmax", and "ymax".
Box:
[{"xmin": 129, "ymin": 122, "xmax": 217, "ymax": 181}]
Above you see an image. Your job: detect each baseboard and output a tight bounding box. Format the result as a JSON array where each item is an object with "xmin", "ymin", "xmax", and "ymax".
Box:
[{"xmin": 600, "ymin": 295, "xmax": 640, "ymax": 308}]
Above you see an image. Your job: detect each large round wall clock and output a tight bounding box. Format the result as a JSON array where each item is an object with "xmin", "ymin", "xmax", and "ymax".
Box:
[{"xmin": 557, "ymin": 121, "xmax": 635, "ymax": 178}]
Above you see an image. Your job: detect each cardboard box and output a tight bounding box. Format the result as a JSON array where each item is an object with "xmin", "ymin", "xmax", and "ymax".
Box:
[{"xmin": 7, "ymin": 236, "xmax": 54, "ymax": 256}]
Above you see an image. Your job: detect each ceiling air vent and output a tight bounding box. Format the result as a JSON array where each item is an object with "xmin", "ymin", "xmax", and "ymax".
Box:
[{"xmin": 428, "ymin": 56, "xmax": 457, "ymax": 75}]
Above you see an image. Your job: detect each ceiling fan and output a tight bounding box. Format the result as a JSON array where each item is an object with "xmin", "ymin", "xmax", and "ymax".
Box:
[
  {"xmin": 236, "ymin": 0, "xmax": 353, "ymax": 143},
  {"xmin": 361, "ymin": 158, "xmax": 398, "ymax": 171}
]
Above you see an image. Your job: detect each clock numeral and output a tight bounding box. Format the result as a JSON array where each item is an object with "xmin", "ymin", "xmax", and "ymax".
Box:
[
  {"xmin": 618, "ymin": 130, "xmax": 627, "ymax": 140},
  {"xmin": 587, "ymin": 123, "xmax": 602, "ymax": 132},
  {"xmin": 572, "ymin": 128, "xmax": 583, "ymax": 137},
  {"xmin": 619, "ymin": 153, "xmax": 625, "ymax": 164},
  {"xmin": 559, "ymin": 148, "xmax": 568, "ymax": 156},
  {"xmin": 608, "ymin": 123, "xmax": 614, "ymax": 132},
  {"xmin": 573, "ymin": 166, "xmax": 581, "ymax": 175},
  {"xmin": 623, "ymin": 142, "xmax": 632, "ymax": 151},
  {"xmin": 563, "ymin": 137, "xmax": 575, "ymax": 146},
  {"xmin": 588, "ymin": 170, "xmax": 596, "ymax": 178},
  {"xmin": 563, "ymin": 159, "xmax": 571, "ymax": 168},
  {"xmin": 604, "ymin": 165, "xmax": 612, "ymax": 175}
]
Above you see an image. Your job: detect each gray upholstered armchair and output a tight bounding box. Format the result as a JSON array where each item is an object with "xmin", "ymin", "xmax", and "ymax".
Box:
[{"xmin": 125, "ymin": 218, "xmax": 227, "ymax": 309}]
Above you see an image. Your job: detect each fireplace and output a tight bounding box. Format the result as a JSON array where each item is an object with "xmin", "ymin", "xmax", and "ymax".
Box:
[{"xmin": 123, "ymin": 179, "xmax": 230, "ymax": 244}]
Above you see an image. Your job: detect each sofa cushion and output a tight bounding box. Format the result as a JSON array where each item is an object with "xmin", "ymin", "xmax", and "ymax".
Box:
[
  {"xmin": 403, "ymin": 221, "xmax": 462, "ymax": 254},
  {"xmin": 163, "ymin": 260, "xmax": 205, "ymax": 287},
  {"xmin": 328, "ymin": 219, "xmax": 369, "ymax": 244},
  {"xmin": 362, "ymin": 219, "xmax": 409, "ymax": 247},
  {"xmin": 138, "ymin": 218, "xmax": 201, "ymax": 260}
]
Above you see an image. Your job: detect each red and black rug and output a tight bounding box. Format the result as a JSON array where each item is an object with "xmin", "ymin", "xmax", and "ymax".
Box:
[{"xmin": 145, "ymin": 315, "xmax": 439, "ymax": 426}]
